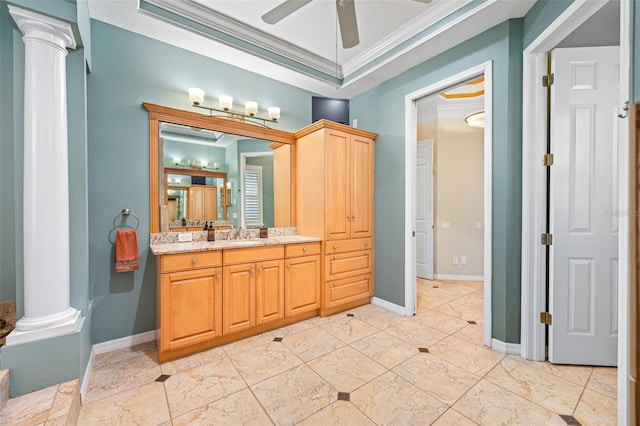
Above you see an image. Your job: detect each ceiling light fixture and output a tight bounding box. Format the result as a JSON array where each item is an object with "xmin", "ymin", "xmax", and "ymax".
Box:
[
  {"xmin": 464, "ymin": 111, "xmax": 485, "ymax": 128},
  {"xmin": 187, "ymin": 89, "xmax": 280, "ymax": 127}
]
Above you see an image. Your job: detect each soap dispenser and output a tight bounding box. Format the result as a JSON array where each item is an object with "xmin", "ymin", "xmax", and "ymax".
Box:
[{"xmin": 207, "ymin": 222, "xmax": 215, "ymax": 241}]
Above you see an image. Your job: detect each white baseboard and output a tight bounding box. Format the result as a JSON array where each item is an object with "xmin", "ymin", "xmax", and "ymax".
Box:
[
  {"xmin": 93, "ymin": 330, "xmax": 157, "ymax": 355},
  {"xmin": 491, "ymin": 338, "xmax": 521, "ymax": 355},
  {"xmin": 80, "ymin": 348, "xmax": 95, "ymax": 403},
  {"xmin": 371, "ymin": 297, "xmax": 412, "ymax": 316},
  {"xmin": 434, "ymin": 274, "xmax": 484, "ymax": 281}
]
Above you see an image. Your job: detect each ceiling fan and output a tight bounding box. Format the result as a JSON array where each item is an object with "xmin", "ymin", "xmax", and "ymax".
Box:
[{"xmin": 261, "ymin": 0, "xmax": 432, "ymax": 49}]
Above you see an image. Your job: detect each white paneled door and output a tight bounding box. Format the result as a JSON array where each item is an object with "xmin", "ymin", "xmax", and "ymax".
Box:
[
  {"xmin": 416, "ymin": 139, "xmax": 434, "ymax": 280},
  {"xmin": 550, "ymin": 46, "xmax": 619, "ymax": 365}
]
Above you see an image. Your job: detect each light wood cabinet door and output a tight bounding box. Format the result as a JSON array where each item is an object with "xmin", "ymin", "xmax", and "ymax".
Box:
[
  {"xmin": 285, "ymin": 255, "xmax": 321, "ymax": 317},
  {"xmin": 203, "ymin": 186, "xmax": 218, "ymax": 221},
  {"xmin": 324, "ymin": 129, "xmax": 351, "ymax": 240},
  {"xmin": 256, "ymin": 259, "xmax": 284, "ymax": 325},
  {"xmin": 223, "ymin": 264, "xmax": 256, "ymax": 335},
  {"xmin": 160, "ymin": 267, "xmax": 222, "ymax": 351},
  {"xmin": 350, "ymin": 135, "xmax": 374, "ymax": 238},
  {"xmin": 325, "ymin": 274, "xmax": 372, "ymax": 309},
  {"xmin": 188, "ymin": 186, "xmax": 218, "ymax": 221}
]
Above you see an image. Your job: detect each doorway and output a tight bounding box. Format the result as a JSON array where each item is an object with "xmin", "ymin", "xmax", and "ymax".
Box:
[{"xmin": 404, "ymin": 61, "xmax": 493, "ymax": 348}]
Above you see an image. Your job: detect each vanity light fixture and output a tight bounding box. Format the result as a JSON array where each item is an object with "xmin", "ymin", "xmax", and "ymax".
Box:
[
  {"xmin": 213, "ymin": 162, "xmax": 221, "ymax": 170},
  {"xmin": 187, "ymin": 89, "xmax": 280, "ymax": 128},
  {"xmin": 173, "ymin": 157, "xmax": 181, "ymax": 165},
  {"xmin": 464, "ymin": 111, "xmax": 485, "ymax": 128}
]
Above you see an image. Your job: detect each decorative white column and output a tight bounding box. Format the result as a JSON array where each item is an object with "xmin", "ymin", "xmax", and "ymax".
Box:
[{"xmin": 7, "ymin": 6, "xmax": 80, "ymax": 345}]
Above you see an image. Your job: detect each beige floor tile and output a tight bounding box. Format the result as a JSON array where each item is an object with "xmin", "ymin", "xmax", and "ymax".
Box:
[
  {"xmin": 384, "ymin": 318, "xmax": 448, "ymax": 348},
  {"xmin": 297, "ymin": 401, "xmax": 375, "ymax": 426},
  {"xmin": 161, "ymin": 347, "xmax": 226, "ymax": 376},
  {"xmin": 228, "ymin": 341, "xmax": 302, "ymax": 386},
  {"xmin": 430, "ymin": 336, "xmax": 504, "ymax": 375},
  {"xmin": 350, "ymin": 371, "xmax": 447, "ymax": 425},
  {"xmin": 433, "ymin": 301, "xmax": 484, "ymax": 321},
  {"xmin": 85, "ymin": 349, "xmax": 162, "ymax": 403},
  {"xmin": 453, "ymin": 322, "xmax": 485, "ymax": 346},
  {"xmin": 485, "ymin": 356, "xmax": 583, "ymax": 414},
  {"xmin": 0, "ymin": 384, "xmax": 57, "ymax": 425},
  {"xmin": 92, "ymin": 341, "xmax": 156, "ymax": 370},
  {"xmin": 453, "ymin": 380, "xmax": 566, "ymax": 426},
  {"xmin": 172, "ymin": 388, "xmax": 272, "ymax": 426},
  {"xmin": 47, "ymin": 379, "xmax": 78, "ymax": 421},
  {"xmin": 393, "ymin": 352, "xmax": 479, "ymax": 404},
  {"xmin": 432, "ymin": 409, "xmax": 479, "ymax": 425},
  {"xmin": 222, "ymin": 332, "xmax": 276, "ymax": 356},
  {"xmin": 78, "ymin": 382, "xmax": 170, "ymax": 425},
  {"xmin": 574, "ymin": 388, "xmax": 617, "ymax": 426},
  {"xmin": 281, "ymin": 327, "xmax": 345, "ymax": 362},
  {"xmin": 271, "ymin": 320, "xmax": 317, "ymax": 338},
  {"xmin": 424, "ymin": 281, "xmax": 478, "ymax": 298},
  {"xmin": 350, "ymin": 331, "xmax": 418, "ymax": 369},
  {"xmin": 450, "ymin": 280, "xmax": 485, "ymax": 290},
  {"xmin": 417, "ymin": 294, "xmax": 452, "ymax": 312},
  {"xmin": 348, "ymin": 305, "xmax": 407, "ymax": 330},
  {"xmin": 251, "ymin": 364, "xmax": 335, "ymax": 426},
  {"xmin": 307, "ymin": 346, "xmax": 386, "ymax": 393},
  {"xmin": 412, "ymin": 309, "xmax": 470, "ymax": 334},
  {"xmin": 587, "ymin": 367, "xmax": 617, "ymax": 399},
  {"xmin": 506, "ymin": 355, "xmax": 594, "ymax": 387},
  {"xmin": 164, "ymin": 355, "xmax": 247, "ymax": 418},
  {"xmin": 320, "ymin": 317, "xmax": 380, "ymax": 344},
  {"xmin": 453, "ymin": 291, "xmax": 485, "ymax": 311}
]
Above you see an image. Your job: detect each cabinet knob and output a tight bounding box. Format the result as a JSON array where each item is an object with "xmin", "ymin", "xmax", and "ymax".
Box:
[
  {"xmin": 364, "ymin": 242, "xmax": 368, "ymax": 247},
  {"xmin": 352, "ymin": 216, "xmax": 356, "ymax": 220},
  {"xmin": 287, "ymin": 264, "xmax": 291, "ymax": 269},
  {"xmin": 333, "ymin": 245, "xmax": 337, "ymax": 249},
  {"xmin": 216, "ymin": 274, "xmax": 221, "ymax": 279},
  {"xmin": 333, "ymin": 255, "xmax": 337, "ymax": 260},
  {"xmin": 303, "ymin": 247, "xmax": 307, "ymax": 252},
  {"xmin": 251, "ymin": 269, "xmax": 255, "ymax": 274},
  {"xmin": 191, "ymin": 258, "xmax": 197, "ymax": 264},
  {"xmin": 333, "ymin": 282, "xmax": 337, "ymax": 287},
  {"xmin": 258, "ymin": 268, "xmax": 263, "ymax": 273},
  {"xmin": 364, "ymin": 251, "xmax": 369, "ymax": 256}
]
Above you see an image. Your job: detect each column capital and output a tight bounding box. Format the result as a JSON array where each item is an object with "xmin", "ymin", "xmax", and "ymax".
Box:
[{"xmin": 8, "ymin": 5, "xmax": 76, "ymax": 50}]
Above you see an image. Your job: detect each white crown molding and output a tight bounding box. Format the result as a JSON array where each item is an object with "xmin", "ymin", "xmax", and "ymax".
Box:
[
  {"xmin": 142, "ymin": 0, "xmax": 342, "ymax": 79},
  {"xmin": 343, "ymin": 0, "xmax": 472, "ymax": 76},
  {"xmin": 8, "ymin": 5, "xmax": 77, "ymax": 50}
]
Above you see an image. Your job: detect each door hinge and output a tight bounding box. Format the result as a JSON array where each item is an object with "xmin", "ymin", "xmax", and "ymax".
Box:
[
  {"xmin": 542, "ymin": 73, "xmax": 555, "ymax": 87},
  {"xmin": 412, "ymin": 231, "xmax": 415, "ymax": 237},
  {"xmin": 540, "ymin": 312, "xmax": 553, "ymax": 325},
  {"xmin": 543, "ymin": 153, "xmax": 554, "ymax": 166},
  {"xmin": 541, "ymin": 233, "xmax": 553, "ymax": 245}
]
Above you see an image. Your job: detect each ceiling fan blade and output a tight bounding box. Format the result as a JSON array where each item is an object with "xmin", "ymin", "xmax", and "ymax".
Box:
[
  {"xmin": 262, "ymin": 0, "xmax": 313, "ymax": 24},
  {"xmin": 337, "ymin": 0, "xmax": 359, "ymax": 48}
]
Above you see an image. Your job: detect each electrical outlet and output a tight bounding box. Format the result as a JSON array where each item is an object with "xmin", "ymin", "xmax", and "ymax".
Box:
[
  {"xmin": 178, "ymin": 233, "xmax": 192, "ymax": 242},
  {"xmin": 452, "ymin": 257, "xmax": 458, "ymax": 265},
  {"xmin": 461, "ymin": 256, "xmax": 467, "ymax": 265},
  {"xmin": 352, "ymin": 118, "xmax": 358, "ymax": 128},
  {"xmin": 232, "ymin": 212, "xmax": 237, "ymax": 219}
]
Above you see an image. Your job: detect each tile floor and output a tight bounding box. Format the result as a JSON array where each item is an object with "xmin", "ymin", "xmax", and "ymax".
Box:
[{"xmin": 4, "ymin": 279, "xmax": 618, "ymax": 425}]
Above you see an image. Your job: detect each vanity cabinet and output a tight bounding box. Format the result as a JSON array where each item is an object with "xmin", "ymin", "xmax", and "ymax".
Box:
[
  {"xmin": 188, "ymin": 185, "xmax": 218, "ymax": 221},
  {"xmin": 222, "ymin": 246, "xmax": 285, "ymax": 335},
  {"xmin": 285, "ymin": 242, "xmax": 321, "ymax": 317},
  {"xmin": 295, "ymin": 121, "xmax": 376, "ymax": 315}
]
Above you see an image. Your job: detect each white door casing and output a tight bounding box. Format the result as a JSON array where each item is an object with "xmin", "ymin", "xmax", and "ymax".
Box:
[
  {"xmin": 416, "ymin": 139, "xmax": 434, "ymax": 279},
  {"xmin": 549, "ymin": 46, "xmax": 619, "ymax": 366}
]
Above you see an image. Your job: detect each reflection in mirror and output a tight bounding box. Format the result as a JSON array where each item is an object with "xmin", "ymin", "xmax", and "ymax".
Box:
[{"xmin": 160, "ymin": 122, "xmax": 287, "ymax": 230}]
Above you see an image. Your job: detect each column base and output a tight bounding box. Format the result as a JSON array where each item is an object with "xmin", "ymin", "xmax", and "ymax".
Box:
[{"xmin": 6, "ymin": 308, "xmax": 81, "ymax": 346}]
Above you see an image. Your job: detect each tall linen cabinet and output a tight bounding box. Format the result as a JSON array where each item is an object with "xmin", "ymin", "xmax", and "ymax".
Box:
[{"xmin": 295, "ymin": 120, "xmax": 376, "ymax": 316}]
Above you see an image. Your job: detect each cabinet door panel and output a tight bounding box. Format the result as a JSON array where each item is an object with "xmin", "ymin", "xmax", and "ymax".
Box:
[
  {"xmin": 350, "ymin": 136, "xmax": 374, "ymax": 238},
  {"xmin": 203, "ymin": 187, "xmax": 218, "ymax": 221},
  {"xmin": 161, "ymin": 267, "xmax": 222, "ymax": 351},
  {"xmin": 256, "ymin": 260, "xmax": 284, "ymax": 325},
  {"xmin": 325, "ymin": 130, "xmax": 350, "ymax": 240},
  {"xmin": 223, "ymin": 264, "xmax": 256, "ymax": 335},
  {"xmin": 285, "ymin": 255, "xmax": 321, "ymax": 316},
  {"xmin": 325, "ymin": 251, "xmax": 373, "ymax": 281}
]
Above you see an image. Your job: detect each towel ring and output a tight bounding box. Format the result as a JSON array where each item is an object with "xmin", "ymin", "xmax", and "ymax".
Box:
[{"xmin": 113, "ymin": 208, "xmax": 140, "ymax": 231}]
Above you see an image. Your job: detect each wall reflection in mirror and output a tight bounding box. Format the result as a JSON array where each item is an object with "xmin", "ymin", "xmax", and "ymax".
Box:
[{"xmin": 160, "ymin": 122, "xmax": 290, "ymax": 230}]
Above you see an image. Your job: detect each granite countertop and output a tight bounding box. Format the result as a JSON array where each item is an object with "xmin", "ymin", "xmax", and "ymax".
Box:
[{"xmin": 150, "ymin": 235, "xmax": 322, "ymax": 255}]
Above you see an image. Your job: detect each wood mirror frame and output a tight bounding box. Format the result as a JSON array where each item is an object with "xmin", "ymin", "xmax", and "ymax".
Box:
[{"xmin": 144, "ymin": 103, "xmax": 296, "ymax": 233}]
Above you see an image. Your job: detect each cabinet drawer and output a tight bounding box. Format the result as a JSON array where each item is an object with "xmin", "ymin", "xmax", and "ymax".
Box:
[
  {"xmin": 285, "ymin": 242, "xmax": 321, "ymax": 258},
  {"xmin": 160, "ymin": 251, "xmax": 222, "ymax": 273},
  {"xmin": 223, "ymin": 245, "xmax": 284, "ymax": 265},
  {"xmin": 325, "ymin": 250, "xmax": 372, "ymax": 280},
  {"xmin": 324, "ymin": 238, "xmax": 372, "ymax": 254},
  {"xmin": 325, "ymin": 274, "xmax": 372, "ymax": 309}
]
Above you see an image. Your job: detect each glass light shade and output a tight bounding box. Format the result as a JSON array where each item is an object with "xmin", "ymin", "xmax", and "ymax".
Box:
[
  {"xmin": 219, "ymin": 95, "xmax": 233, "ymax": 111},
  {"xmin": 201, "ymin": 161, "xmax": 208, "ymax": 168},
  {"xmin": 268, "ymin": 106, "xmax": 281, "ymax": 121},
  {"xmin": 464, "ymin": 111, "xmax": 485, "ymax": 128},
  {"xmin": 173, "ymin": 157, "xmax": 180, "ymax": 165},
  {"xmin": 188, "ymin": 88, "xmax": 204, "ymax": 105},
  {"xmin": 245, "ymin": 101, "xmax": 258, "ymax": 116},
  {"xmin": 213, "ymin": 162, "xmax": 221, "ymax": 170}
]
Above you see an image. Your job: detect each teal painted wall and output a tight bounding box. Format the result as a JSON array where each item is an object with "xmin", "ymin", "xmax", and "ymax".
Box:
[
  {"xmin": 522, "ymin": 0, "xmax": 573, "ymax": 47},
  {"xmin": 350, "ymin": 20, "xmax": 524, "ymax": 343},
  {"xmin": 87, "ymin": 20, "xmax": 314, "ymax": 343}
]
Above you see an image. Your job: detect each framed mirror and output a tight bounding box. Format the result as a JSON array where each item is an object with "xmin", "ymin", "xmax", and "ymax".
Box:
[{"xmin": 144, "ymin": 103, "xmax": 296, "ymax": 233}]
